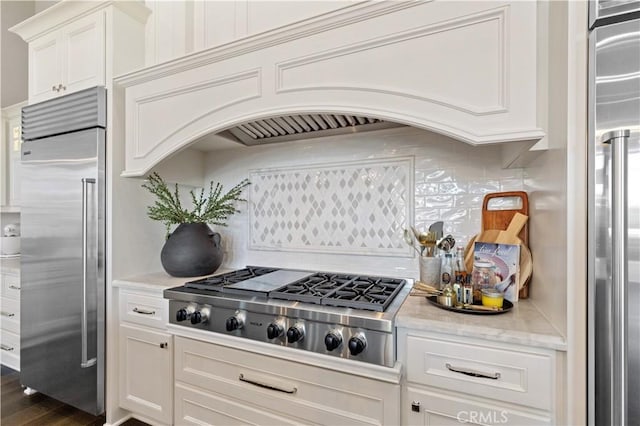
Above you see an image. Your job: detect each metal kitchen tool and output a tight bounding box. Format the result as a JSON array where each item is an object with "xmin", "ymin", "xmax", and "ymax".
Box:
[
  {"xmin": 428, "ymin": 221, "xmax": 444, "ymax": 239},
  {"xmin": 403, "ymin": 229, "xmax": 422, "ymax": 255},
  {"xmin": 418, "ymin": 231, "xmax": 437, "ymax": 257}
]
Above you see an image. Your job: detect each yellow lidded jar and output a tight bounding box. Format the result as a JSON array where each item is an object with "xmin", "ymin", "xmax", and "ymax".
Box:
[{"xmin": 481, "ymin": 288, "xmax": 504, "ymax": 308}]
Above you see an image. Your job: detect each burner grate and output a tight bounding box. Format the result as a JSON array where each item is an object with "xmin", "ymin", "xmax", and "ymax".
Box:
[
  {"xmin": 269, "ymin": 273, "xmax": 406, "ymax": 311},
  {"xmin": 321, "ymin": 277, "xmax": 405, "ymax": 312},
  {"xmin": 185, "ymin": 266, "xmax": 279, "ymax": 290},
  {"xmin": 269, "ymin": 273, "xmax": 357, "ymax": 304}
]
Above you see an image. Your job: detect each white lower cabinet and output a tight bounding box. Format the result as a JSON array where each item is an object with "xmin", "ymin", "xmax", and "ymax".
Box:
[
  {"xmin": 0, "ymin": 270, "xmax": 21, "ymax": 371},
  {"xmin": 117, "ymin": 287, "xmax": 174, "ymax": 426},
  {"xmin": 174, "ymin": 336, "xmax": 400, "ymax": 425},
  {"xmin": 119, "ymin": 323, "xmax": 173, "ymax": 424},
  {"xmin": 398, "ymin": 328, "xmax": 558, "ymax": 425}
]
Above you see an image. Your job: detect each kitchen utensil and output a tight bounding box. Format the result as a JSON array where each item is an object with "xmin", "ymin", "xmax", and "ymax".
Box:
[
  {"xmin": 413, "ymin": 281, "xmax": 441, "ymax": 293},
  {"xmin": 425, "ymin": 296, "xmax": 513, "ymax": 315},
  {"xmin": 418, "ymin": 231, "xmax": 437, "ymax": 257},
  {"xmin": 428, "ymin": 221, "xmax": 444, "ymax": 240},
  {"xmin": 437, "ymin": 234, "xmax": 456, "ymax": 252},
  {"xmin": 403, "ymin": 229, "xmax": 422, "ymax": 255}
]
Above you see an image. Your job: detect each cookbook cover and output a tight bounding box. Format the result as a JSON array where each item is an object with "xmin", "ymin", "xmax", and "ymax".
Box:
[{"xmin": 472, "ymin": 242, "xmax": 520, "ymax": 302}]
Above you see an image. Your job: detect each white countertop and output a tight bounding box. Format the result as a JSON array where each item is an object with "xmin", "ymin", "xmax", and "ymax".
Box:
[
  {"xmin": 396, "ymin": 295, "xmax": 567, "ymax": 351},
  {"xmin": 0, "ymin": 257, "xmax": 20, "ymax": 274},
  {"xmin": 112, "ymin": 268, "xmax": 234, "ymax": 292}
]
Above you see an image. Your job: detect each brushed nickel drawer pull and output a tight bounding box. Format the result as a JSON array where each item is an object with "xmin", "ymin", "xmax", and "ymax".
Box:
[
  {"xmin": 133, "ymin": 307, "xmax": 156, "ymax": 315},
  {"xmin": 239, "ymin": 373, "xmax": 297, "ymax": 394},
  {"xmin": 1, "ymin": 344, "xmax": 14, "ymax": 351},
  {"xmin": 8, "ymin": 285, "xmax": 21, "ymax": 290},
  {"xmin": 445, "ymin": 363, "xmax": 501, "ymax": 380},
  {"xmin": 0, "ymin": 311, "xmax": 15, "ymax": 317}
]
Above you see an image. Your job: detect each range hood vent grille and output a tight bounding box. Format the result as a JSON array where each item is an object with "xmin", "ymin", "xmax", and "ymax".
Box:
[{"xmin": 223, "ymin": 114, "xmax": 403, "ymax": 146}]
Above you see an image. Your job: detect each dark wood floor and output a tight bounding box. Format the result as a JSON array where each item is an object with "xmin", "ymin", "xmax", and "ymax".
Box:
[{"xmin": 1, "ymin": 365, "xmax": 148, "ymax": 426}]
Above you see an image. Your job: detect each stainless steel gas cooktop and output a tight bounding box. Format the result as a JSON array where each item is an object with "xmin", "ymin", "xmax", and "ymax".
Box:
[{"xmin": 163, "ymin": 266, "xmax": 412, "ymax": 367}]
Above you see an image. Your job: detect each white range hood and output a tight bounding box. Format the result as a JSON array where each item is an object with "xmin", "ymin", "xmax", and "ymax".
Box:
[{"xmin": 115, "ymin": 1, "xmax": 546, "ymax": 177}]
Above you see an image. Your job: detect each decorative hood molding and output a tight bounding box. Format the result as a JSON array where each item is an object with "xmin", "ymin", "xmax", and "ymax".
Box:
[{"xmin": 115, "ymin": 0, "xmax": 545, "ymax": 177}]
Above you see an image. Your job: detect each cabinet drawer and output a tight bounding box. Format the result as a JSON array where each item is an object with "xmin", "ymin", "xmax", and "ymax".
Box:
[
  {"xmin": 405, "ymin": 386, "xmax": 551, "ymax": 425},
  {"xmin": 0, "ymin": 273, "xmax": 21, "ymax": 300},
  {"xmin": 0, "ymin": 329, "xmax": 20, "ymax": 371},
  {"xmin": 0, "ymin": 297, "xmax": 20, "ymax": 334},
  {"xmin": 406, "ymin": 334, "xmax": 553, "ymax": 411},
  {"xmin": 1, "ymin": 329, "xmax": 20, "ymax": 354},
  {"xmin": 119, "ymin": 291, "xmax": 168, "ymax": 329},
  {"xmin": 175, "ymin": 336, "xmax": 399, "ymax": 425},
  {"xmin": 175, "ymin": 383, "xmax": 307, "ymax": 426}
]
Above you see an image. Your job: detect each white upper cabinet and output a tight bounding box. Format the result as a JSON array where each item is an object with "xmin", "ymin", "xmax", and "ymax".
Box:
[
  {"xmin": 116, "ymin": 1, "xmax": 546, "ymax": 177},
  {"xmin": 29, "ymin": 11, "xmax": 105, "ymax": 103},
  {"xmin": 10, "ymin": 1, "xmax": 149, "ymax": 104}
]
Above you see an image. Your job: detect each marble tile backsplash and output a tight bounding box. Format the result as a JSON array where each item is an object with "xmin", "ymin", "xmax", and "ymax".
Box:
[
  {"xmin": 248, "ymin": 157, "xmax": 413, "ymax": 256},
  {"xmin": 204, "ymin": 127, "xmax": 524, "ymax": 277}
]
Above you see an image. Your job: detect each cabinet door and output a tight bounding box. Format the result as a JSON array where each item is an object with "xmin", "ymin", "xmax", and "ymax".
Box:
[
  {"xmin": 119, "ymin": 324, "xmax": 172, "ymax": 424},
  {"xmin": 61, "ymin": 11, "xmax": 106, "ymax": 96},
  {"xmin": 29, "ymin": 30, "xmax": 61, "ymax": 103},
  {"xmin": 405, "ymin": 387, "xmax": 551, "ymax": 426}
]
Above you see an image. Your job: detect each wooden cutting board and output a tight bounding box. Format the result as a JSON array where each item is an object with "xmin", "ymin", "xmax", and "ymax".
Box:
[{"xmin": 482, "ymin": 191, "xmax": 529, "ymax": 246}]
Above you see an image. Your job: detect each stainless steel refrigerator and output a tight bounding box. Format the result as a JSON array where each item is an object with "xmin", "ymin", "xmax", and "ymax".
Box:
[
  {"xmin": 588, "ymin": 2, "xmax": 640, "ymax": 425},
  {"xmin": 20, "ymin": 87, "xmax": 106, "ymax": 415}
]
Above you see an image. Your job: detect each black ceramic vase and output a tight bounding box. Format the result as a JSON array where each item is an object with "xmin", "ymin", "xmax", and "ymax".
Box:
[{"xmin": 160, "ymin": 223, "xmax": 223, "ymax": 277}]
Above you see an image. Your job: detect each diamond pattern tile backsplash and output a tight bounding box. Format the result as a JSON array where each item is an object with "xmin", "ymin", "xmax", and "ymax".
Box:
[{"xmin": 249, "ymin": 158, "xmax": 413, "ymax": 256}]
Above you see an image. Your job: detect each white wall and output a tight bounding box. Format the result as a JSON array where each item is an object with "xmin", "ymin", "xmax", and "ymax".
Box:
[
  {"xmin": 196, "ymin": 127, "xmax": 524, "ymax": 280},
  {"xmin": 0, "ymin": 1, "xmax": 33, "ymax": 107}
]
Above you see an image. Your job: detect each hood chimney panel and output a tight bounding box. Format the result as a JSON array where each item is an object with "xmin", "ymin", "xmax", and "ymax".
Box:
[{"xmin": 116, "ymin": 1, "xmax": 545, "ymax": 177}]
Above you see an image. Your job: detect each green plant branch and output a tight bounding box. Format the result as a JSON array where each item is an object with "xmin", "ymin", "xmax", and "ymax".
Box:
[{"xmin": 142, "ymin": 172, "xmax": 250, "ymax": 233}]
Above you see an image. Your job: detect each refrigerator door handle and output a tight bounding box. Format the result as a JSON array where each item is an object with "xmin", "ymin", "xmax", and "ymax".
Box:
[
  {"xmin": 601, "ymin": 129, "xmax": 630, "ymax": 144},
  {"xmin": 602, "ymin": 128, "xmax": 630, "ymax": 426},
  {"xmin": 81, "ymin": 177, "xmax": 97, "ymax": 369}
]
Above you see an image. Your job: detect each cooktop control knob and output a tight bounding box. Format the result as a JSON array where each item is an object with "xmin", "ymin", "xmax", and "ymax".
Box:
[
  {"xmin": 286, "ymin": 323, "xmax": 305, "ymax": 343},
  {"xmin": 267, "ymin": 321, "xmax": 284, "ymax": 339},
  {"xmin": 225, "ymin": 311, "xmax": 245, "ymax": 332},
  {"xmin": 176, "ymin": 305, "xmax": 195, "ymax": 322},
  {"xmin": 348, "ymin": 333, "xmax": 367, "ymax": 356},
  {"xmin": 190, "ymin": 307, "xmax": 210, "ymax": 325},
  {"xmin": 324, "ymin": 330, "xmax": 342, "ymax": 351},
  {"xmin": 176, "ymin": 309, "xmax": 188, "ymax": 322},
  {"xmin": 191, "ymin": 311, "xmax": 204, "ymax": 324}
]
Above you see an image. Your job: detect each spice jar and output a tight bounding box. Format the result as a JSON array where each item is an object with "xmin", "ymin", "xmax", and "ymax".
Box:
[{"xmin": 471, "ymin": 260, "xmax": 497, "ymax": 303}]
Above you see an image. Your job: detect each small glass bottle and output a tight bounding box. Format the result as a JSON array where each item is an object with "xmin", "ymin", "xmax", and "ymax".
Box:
[
  {"xmin": 454, "ymin": 246, "xmax": 467, "ymax": 284},
  {"xmin": 453, "ymin": 275, "xmax": 462, "ymax": 304},
  {"xmin": 440, "ymin": 252, "xmax": 454, "ymax": 289},
  {"xmin": 463, "ymin": 275, "xmax": 473, "ymax": 304}
]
